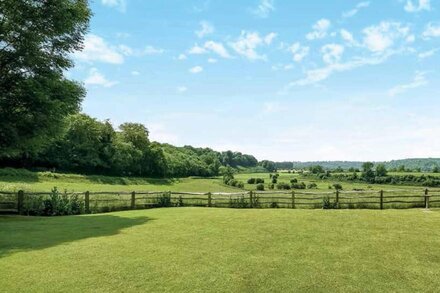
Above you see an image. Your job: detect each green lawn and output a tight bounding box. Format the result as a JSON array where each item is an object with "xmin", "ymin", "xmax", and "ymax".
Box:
[{"xmin": 1, "ymin": 208, "xmax": 440, "ymax": 292}]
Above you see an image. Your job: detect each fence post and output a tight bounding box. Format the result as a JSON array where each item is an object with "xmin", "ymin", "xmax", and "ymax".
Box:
[
  {"xmin": 249, "ymin": 191, "xmax": 253, "ymax": 208},
  {"xmin": 380, "ymin": 190, "xmax": 384, "ymax": 210},
  {"xmin": 17, "ymin": 190, "xmax": 24, "ymax": 214},
  {"xmin": 131, "ymin": 191, "xmax": 136, "ymax": 209},
  {"xmin": 208, "ymin": 192, "xmax": 212, "ymax": 207},
  {"xmin": 291, "ymin": 190, "xmax": 295, "ymax": 209},
  {"xmin": 85, "ymin": 191, "xmax": 90, "ymax": 214},
  {"xmin": 425, "ymin": 189, "xmax": 429, "ymax": 209}
]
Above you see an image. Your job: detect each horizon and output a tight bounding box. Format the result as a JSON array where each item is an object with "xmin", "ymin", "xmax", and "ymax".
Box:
[{"xmin": 70, "ymin": 0, "xmax": 440, "ymax": 162}]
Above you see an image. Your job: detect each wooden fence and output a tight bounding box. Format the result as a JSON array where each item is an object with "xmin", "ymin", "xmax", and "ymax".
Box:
[{"xmin": 1, "ymin": 189, "xmax": 440, "ymax": 214}]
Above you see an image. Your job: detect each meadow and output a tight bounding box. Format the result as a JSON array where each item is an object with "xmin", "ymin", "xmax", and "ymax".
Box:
[{"xmin": 1, "ymin": 208, "xmax": 440, "ymax": 292}]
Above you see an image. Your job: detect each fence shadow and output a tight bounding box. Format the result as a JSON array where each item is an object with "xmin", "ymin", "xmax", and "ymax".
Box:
[{"xmin": 0, "ymin": 214, "xmax": 151, "ymax": 257}]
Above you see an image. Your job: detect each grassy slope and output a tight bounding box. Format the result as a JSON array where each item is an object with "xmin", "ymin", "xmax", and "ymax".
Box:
[
  {"xmin": 0, "ymin": 169, "xmax": 239, "ymax": 193},
  {"xmin": 1, "ymin": 208, "xmax": 440, "ymax": 292}
]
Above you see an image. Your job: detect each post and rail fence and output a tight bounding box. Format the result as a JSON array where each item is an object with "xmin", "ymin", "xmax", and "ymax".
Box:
[{"xmin": 0, "ymin": 188, "xmax": 439, "ymax": 215}]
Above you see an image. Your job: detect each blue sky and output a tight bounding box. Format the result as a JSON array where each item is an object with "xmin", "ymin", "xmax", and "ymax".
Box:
[{"xmin": 70, "ymin": 0, "xmax": 440, "ymax": 161}]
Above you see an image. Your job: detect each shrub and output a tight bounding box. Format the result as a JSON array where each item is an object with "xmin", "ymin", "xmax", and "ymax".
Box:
[
  {"xmin": 268, "ymin": 183, "xmax": 274, "ymax": 190},
  {"xmin": 256, "ymin": 183, "xmax": 265, "ymax": 191},
  {"xmin": 156, "ymin": 193, "xmax": 172, "ymax": 207},
  {"xmin": 271, "ymin": 177, "xmax": 278, "ymax": 184},
  {"xmin": 236, "ymin": 181, "xmax": 245, "ymax": 188},
  {"xmin": 291, "ymin": 182, "xmax": 306, "ymax": 189},
  {"xmin": 307, "ymin": 183, "xmax": 318, "ymax": 189},
  {"xmin": 228, "ymin": 179, "xmax": 238, "ymax": 187},
  {"xmin": 322, "ymin": 196, "xmax": 338, "ymax": 209},
  {"xmin": 333, "ymin": 183, "xmax": 343, "ymax": 190},
  {"xmin": 290, "ymin": 178, "xmax": 298, "ymax": 184},
  {"xmin": 247, "ymin": 178, "xmax": 256, "ymax": 184},
  {"xmin": 276, "ymin": 182, "xmax": 291, "ymax": 190},
  {"xmin": 255, "ymin": 178, "xmax": 264, "ymax": 184},
  {"xmin": 270, "ymin": 202, "xmax": 279, "ymax": 208},
  {"xmin": 229, "ymin": 196, "xmax": 249, "ymax": 208}
]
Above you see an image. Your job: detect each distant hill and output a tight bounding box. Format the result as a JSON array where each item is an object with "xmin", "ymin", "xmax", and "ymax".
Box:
[{"xmin": 276, "ymin": 158, "xmax": 440, "ymax": 171}]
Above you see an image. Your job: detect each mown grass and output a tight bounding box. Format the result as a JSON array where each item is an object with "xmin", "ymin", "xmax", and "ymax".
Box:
[{"xmin": 1, "ymin": 208, "xmax": 440, "ymax": 292}]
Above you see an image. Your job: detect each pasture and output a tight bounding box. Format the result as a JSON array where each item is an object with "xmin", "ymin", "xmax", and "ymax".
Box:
[{"xmin": 1, "ymin": 208, "xmax": 440, "ymax": 292}]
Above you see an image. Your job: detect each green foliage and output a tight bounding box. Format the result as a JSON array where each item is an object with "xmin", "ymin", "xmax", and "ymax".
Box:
[
  {"xmin": 260, "ymin": 160, "xmax": 277, "ymax": 172},
  {"xmin": 322, "ymin": 196, "xmax": 339, "ymax": 209},
  {"xmin": 0, "ymin": 0, "xmax": 90, "ymax": 157},
  {"xmin": 156, "ymin": 193, "xmax": 172, "ymax": 207},
  {"xmin": 333, "ymin": 183, "xmax": 343, "ymax": 190},
  {"xmin": 309, "ymin": 165, "xmax": 324, "ymax": 174},
  {"xmin": 247, "ymin": 178, "xmax": 256, "ymax": 184},
  {"xmin": 291, "ymin": 182, "xmax": 306, "ymax": 189},
  {"xmin": 229, "ymin": 196, "xmax": 249, "ymax": 208},
  {"xmin": 21, "ymin": 187, "xmax": 83, "ymax": 216},
  {"xmin": 375, "ymin": 164, "xmax": 388, "ymax": 177},
  {"xmin": 307, "ymin": 183, "xmax": 318, "ymax": 189},
  {"xmin": 276, "ymin": 182, "xmax": 291, "ymax": 190},
  {"xmin": 290, "ymin": 178, "xmax": 298, "ymax": 184},
  {"xmin": 256, "ymin": 183, "xmax": 265, "ymax": 191}
]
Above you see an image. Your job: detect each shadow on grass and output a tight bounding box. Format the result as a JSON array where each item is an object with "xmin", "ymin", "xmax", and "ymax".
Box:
[{"xmin": 0, "ymin": 214, "xmax": 151, "ymax": 257}]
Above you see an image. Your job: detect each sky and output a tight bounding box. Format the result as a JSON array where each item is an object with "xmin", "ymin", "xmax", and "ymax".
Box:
[{"xmin": 70, "ymin": 0, "xmax": 440, "ymax": 162}]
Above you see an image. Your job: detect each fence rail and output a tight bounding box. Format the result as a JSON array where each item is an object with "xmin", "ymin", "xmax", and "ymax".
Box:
[{"xmin": 0, "ymin": 189, "xmax": 438, "ymax": 215}]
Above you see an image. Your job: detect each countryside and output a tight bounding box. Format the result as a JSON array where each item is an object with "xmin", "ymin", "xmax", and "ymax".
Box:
[{"xmin": 1, "ymin": 1, "xmax": 440, "ymax": 292}]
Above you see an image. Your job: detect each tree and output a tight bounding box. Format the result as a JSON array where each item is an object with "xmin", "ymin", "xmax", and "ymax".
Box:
[
  {"xmin": 309, "ymin": 165, "xmax": 324, "ymax": 174},
  {"xmin": 0, "ymin": 0, "xmax": 91, "ymax": 157},
  {"xmin": 375, "ymin": 164, "xmax": 388, "ymax": 177},
  {"xmin": 361, "ymin": 162, "xmax": 375, "ymax": 182}
]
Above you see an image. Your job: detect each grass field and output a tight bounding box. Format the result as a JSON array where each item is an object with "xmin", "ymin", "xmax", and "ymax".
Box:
[
  {"xmin": 1, "ymin": 208, "xmax": 440, "ymax": 292},
  {"xmin": 1, "ymin": 168, "xmax": 437, "ymax": 194}
]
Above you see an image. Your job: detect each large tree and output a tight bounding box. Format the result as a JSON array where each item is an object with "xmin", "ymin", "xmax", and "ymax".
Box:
[{"xmin": 0, "ymin": 0, "xmax": 91, "ymax": 158}]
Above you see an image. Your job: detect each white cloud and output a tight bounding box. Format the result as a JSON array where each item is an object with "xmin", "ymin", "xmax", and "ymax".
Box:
[
  {"xmin": 252, "ymin": 0, "xmax": 275, "ymax": 18},
  {"xmin": 422, "ymin": 23, "xmax": 440, "ymax": 39},
  {"xmin": 177, "ymin": 86, "xmax": 188, "ymax": 93},
  {"xmin": 340, "ymin": 29, "xmax": 358, "ymax": 46},
  {"xmin": 131, "ymin": 71, "xmax": 140, "ymax": 76},
  {"xmin": 195, "ymin": 21, "xmax": 214, "ymax": 38},
  {"xmin": 263, "ymin": 101, "xmax": 281, "ymax": 113},
  {"xmin": 362, "ymin": 22, "xmax": 410, "ymax": 53},
  {"xmin": 204, "ymin": 41, "xmax": 232, "ymax": 58},
  {"xmin": 342, "ymin": 1, "xmax": 370, "ymax": 18},
  {"xmin": 306, "ymin": 19, "xmax": 331, "ymax": 40},
  {"xmin": 188, "ymin": 41, "xmax": 232, "ymax": 58},
  {"xmin": 388, "ymin": 71, "xmax": 428, "ymax": 96},
  {"xmin": 288, "ymin": 42, "xmax": 309, "ymax": 62},
  {"xmin": 418, "ymin": 48, "xmax": 438, "ymax": 58},
  {"xmin": 177, "ymin": 54, "xmax": 187, "ymax": 60},
  {"xmin": 404, "ymin": 0, "xmax": 431, "ymax": 13},
  {"xmin": 321, "ymin": 44, "xmax": 344, "ymax": 64},
  {"xmin": 271, "ymin": 63, "xmax": 294, "ymax": 71},
  {"xmin": 229, "ymin": 31, "xmax": 275, "ymax": 61},
  {"xmin": 264, "ymin": 32, "xmax": 277, "ymax": 44},
  {"xmin": 188, "ymin": 44, "xmax": 207, "ymax": 55},
  {"xmin": 75, "ymin": 34, "xmax": 124, "ymax": 64},
  {"xmin": 84, "ymin": 68, "xmax": 118, "ymax": 87},
  {"xmin": 101, "ymin": 0, "xmax": 126, "ymax": 12},
  {"xmin": 285, "ymin": 53, "xmax": 390, "ymax": 88},
  {"xmin": 189, "ymin": 66, "xmax": 203, "ymax": 74},
  {"xmin": 144, "ymin": 46, "xmax": 164, "ymax": 55},
  {"xmin": 208, "ymin": 58, "xmax": 218, "ymax": 63}
]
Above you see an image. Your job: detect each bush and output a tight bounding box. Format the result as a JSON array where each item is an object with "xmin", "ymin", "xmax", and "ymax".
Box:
[
  {"xmin": 291, "ymin": 182, "xmax": 306, "ymax": 189},
  {"xmin": 255, "ymin": 178, "xmax": 265, "ymax": 184},
  {"xmin": 247, "ymin": 178, "xmax": 256, "ymax": 184},
  {"xmin": 21, "ymin": 188, "xmax": 83, "ymax": 216},
  {"xmin": 236, "ymin": 181, "xmax": 244, "ymax": 188},
  {"xmin": 322, "ymin": 196, "xmax": 338, "ymax": 209},
  {"xmin": 256, "ymin": 183, "xmax": 265, "ymax": 191},
  {"xmin": 333, "ymin": 183, "xmax": 343, "ymax": 190},
  {"xmin": 271, "ymin": 177, "xmax": 278, "ymax": 184},
  {"xmin": 156, "ymin": 193, "xmax": 172, "ymax": 207},
  {"xmin": 307, "ymin": 183, "xmax": 318, "ymax": 189},
  {"xmin": 290, "ymin": 178, "xmax": 298, "ymax": 184},
  {"xmin": 276, "ymin": 182, "xmax": 291, "ymax": 190},
  {"xmin": 270, "ymin": 202, "xmax": 279, "ymax": 208},
  {"xmin": 229, "ymin": 196, "xmax": 249, "ymax": 208},
  {"xmin": 268, "ymin": 183, "xmax": 274, "ymax": 190}
]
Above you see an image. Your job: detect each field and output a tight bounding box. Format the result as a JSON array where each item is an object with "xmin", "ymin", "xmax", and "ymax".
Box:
[
  {"xmin": 1, "ymin": 168, "xmax": 437, "ymax": 194},
  {"xmin": 1, "ymin": 208, "xmax": 440, "ymax": 292}
]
